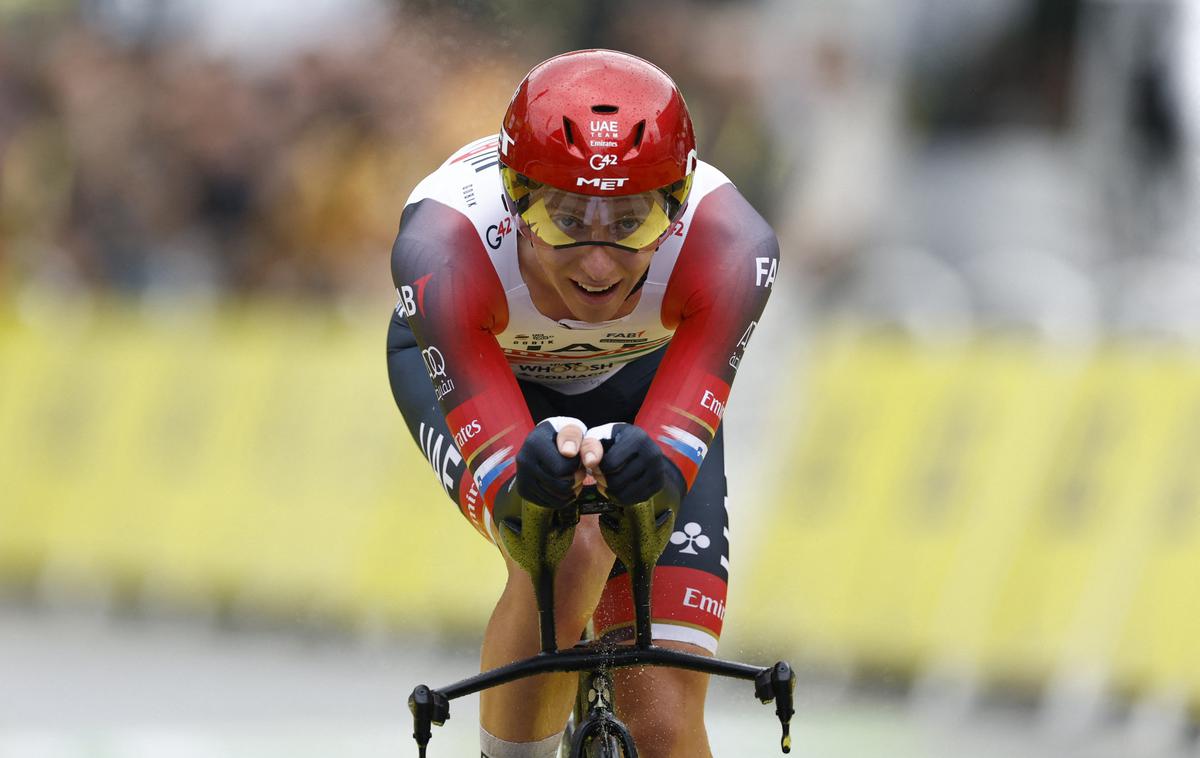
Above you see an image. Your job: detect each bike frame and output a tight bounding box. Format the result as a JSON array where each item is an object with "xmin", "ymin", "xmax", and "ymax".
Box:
[
  {"xmin": 409, "ymin": 490, "xmax": 795, "ymax": 757},
  {"xmin": 566, "ymin": 666, "xmax": 634, "ymax": 757}
]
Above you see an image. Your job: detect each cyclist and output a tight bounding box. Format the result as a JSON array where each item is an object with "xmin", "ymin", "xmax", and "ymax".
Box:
[{"xmin": 387, "ymin": 49, "xmax": 778, "ymax": 758}]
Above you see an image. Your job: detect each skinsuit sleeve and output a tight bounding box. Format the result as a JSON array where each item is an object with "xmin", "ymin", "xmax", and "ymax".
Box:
[
  {"xmin": 635, "ymin": 183, "xmax": 779, "ymax": 487},
  {"xmin": 390, "ymin": 198, "xmax": 534, "ymax": 513}
]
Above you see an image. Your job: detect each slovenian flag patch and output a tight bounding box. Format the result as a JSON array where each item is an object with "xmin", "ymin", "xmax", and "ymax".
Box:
[{"xmin": 658, "ymin": 425, "xmax": 708, "ymax": 467}]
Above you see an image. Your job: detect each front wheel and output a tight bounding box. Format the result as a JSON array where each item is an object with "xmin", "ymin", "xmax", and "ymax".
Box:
[{"xmin": 568, "ymin": 714, "xmax": 638, "ymax": 758}]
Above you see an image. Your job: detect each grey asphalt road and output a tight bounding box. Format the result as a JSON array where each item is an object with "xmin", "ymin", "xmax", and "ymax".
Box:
[{"xmin": 5, "ymin": 606, "xmax": 1190, "ymax": 758}]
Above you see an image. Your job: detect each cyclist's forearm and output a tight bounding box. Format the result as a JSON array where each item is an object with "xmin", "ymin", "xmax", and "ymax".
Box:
[
  {"xmin": 636, "ymin": 185, "xmax": 778, "ymax": 488},
  {"xmin": 391, "ymin": 198, "xmax": 534, "ymax": 510}
]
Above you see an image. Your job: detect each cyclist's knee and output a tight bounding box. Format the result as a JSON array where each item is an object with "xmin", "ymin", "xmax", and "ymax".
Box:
[
  {"xmin": 500, "ymin": 514, "xmax": 613, "ymax": 589},
  {"xmin": 499, "ymin": 514, "xmax": 614, "ymax": 647},
  {"xmin": 555, "ymin": 516, "xmax": 615, "ymax": 638},
  {"xmin": 560, "ymin": 515, "xmax": 616, "ymax": 581},
  {"xmin": 615, "ymin": 646, "xmax": 712, "ymax": 756}
]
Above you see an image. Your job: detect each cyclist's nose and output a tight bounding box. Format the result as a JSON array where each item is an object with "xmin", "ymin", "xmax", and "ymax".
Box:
[
  {"xmin": 577, "ymin": 245, "xmax": 619, "ymax": 280},
  {"xmin": 582, "ymin": 221, "xmax": 617, "ymax": 245}
]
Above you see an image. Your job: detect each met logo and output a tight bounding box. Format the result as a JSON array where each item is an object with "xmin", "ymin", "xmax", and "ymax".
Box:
[{"xmin": 577, "ymin": 177, "xmax": 629, "ymax": 191}]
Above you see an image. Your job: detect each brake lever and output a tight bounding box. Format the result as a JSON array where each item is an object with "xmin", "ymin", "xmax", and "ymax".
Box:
[
  {"xmin": 408, "ymin": 684, "xmax": 450, "ymax": 757},
  {"xmin": 754, "ymin": 661, "xmax": 796, "ymax": 753}
]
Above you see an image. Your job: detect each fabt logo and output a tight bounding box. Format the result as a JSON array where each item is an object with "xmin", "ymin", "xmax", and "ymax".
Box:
[
  {"xmin": 578, "ymin": 177, "xmax": 629, "ymax": 191},
  {"xmin": 395, "ymin": 288, "xmax": 412, "ymax": 318}
]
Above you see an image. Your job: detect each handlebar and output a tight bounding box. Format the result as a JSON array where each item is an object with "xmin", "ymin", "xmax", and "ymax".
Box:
[{"xmin": 408, "ymin": 483, "xmax": 796, "ymax": 755}]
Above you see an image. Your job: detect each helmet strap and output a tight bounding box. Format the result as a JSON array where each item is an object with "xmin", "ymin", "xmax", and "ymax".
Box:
[{"xmin": 625, "ymin": 268, "xmax": 649, "ymax": 301}]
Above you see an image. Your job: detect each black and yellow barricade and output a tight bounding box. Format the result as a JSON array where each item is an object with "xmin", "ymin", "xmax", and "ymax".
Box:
[{"xmin": 855, "ymin": 340, "xmax": 1091, "ymax": 680}]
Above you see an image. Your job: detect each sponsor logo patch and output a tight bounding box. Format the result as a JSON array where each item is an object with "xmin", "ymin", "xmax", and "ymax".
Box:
[
  {"xmin": 486, "ymin": 217, "xmax": 513, "ymax": 250},
  {"xmin": 420, "ymin": 344, "xmax": 454, "ymax": 400},
  {"xmin": 682, "ymin": 586, "xmax": 726, "ymax": 620},
  {"xmin": 755, "ymin": 256, "xmax": 778, "ymax": 288},
  {"xmin": 729, "ymin": 320, "xmax": 757, "ymax": 370},
  {"xmin": 577, "ymin": 177, "xmax": 629, "ymax": 191},
  {"xmin": 454, "ymin": 419, "xmax": 482, "ymax": 448},
  {"xmin": 589, "ymin": 154, "xmax": 618, "ymax": 171},
  {"xmin": 396, "ymin": 273, "xmax": 433, "ymax": 318},
  {"xmin": 589, "ymin": 120, "xmax": 619, "ymax": 138},
  {"xmin": 670, "ymin": 522, "xmax": 711, "ymax": 555},
  {"xmin": 418, "ymin": 422, "xmax": 463, "ymax": 496}
]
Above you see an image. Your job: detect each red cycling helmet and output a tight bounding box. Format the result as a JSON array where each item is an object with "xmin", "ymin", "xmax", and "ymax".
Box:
[{"xmin": 499, "ymin": 49, "xmax": 698, "ymax": 252}]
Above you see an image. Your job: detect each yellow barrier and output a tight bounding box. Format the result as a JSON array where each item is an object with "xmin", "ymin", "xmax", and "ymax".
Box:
[
  {"xmin": 1107, "ymin": 355, "xmax": 1200, "ymax": 702},
  {"xmin": 0, "ymin": 297, "xmax": 504, "ymax": 632},
  {"xmin": 5, "ymin": 300, "xmax": 1200, "ymax": 706},
  {"xmin": 743, "ymin": 330, "xmax": 1200, "ymax": 705}
]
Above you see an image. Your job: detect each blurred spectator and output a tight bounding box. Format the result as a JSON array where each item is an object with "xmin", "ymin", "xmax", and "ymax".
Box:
[
  {"xmin": 758, "ymin": 0, "xmax": 905, "ymax": 277},
  {"xmin": 1, "ymin": 1, "xmax": 790, "ymax": 303},
  {"xmin": 3, "ymin": 0, "xmax": 1200, "ymax": 349},
  {"xmin": 0, "ymin": 4, "xmax": 526, "ymax": 299}
]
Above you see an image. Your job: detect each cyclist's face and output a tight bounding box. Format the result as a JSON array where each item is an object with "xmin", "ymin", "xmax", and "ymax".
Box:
[{"xmin": 528, "ymin": 235, "xmax": 655, "ymax": 322}]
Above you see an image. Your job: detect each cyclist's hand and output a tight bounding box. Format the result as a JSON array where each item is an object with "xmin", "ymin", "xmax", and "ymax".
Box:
[
  {"xmin": 558, "ymin": 421, "xmax": 604, "ymax": 488},
  {"xmin": 584, "ymin": 422, "xmax": 668, "ymax": 505},
  {"xmin": 515, "ymin": 417, "xmax": 587, "ymax": 508}
]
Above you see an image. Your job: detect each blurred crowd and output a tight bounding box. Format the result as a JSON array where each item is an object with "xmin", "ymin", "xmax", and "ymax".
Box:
[
  {"xmin": 2, "ymin": 0, "xmax": 1200, "ymax": 339},
  {"xmin": 0, "ymin": 0, "xmax": 778, "ymax": 303},
  {"xmin": 0, "ymin": 4, "xmax": 529, "ymax": 298},
  {"xmin": 763, "ymin": 0, "xmax": 1200, "ymax": 343}
]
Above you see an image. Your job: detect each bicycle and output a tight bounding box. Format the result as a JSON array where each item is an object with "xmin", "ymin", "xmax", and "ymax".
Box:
[{"xmin": 409, "ymin": 486, "xmax": 795, "ymax": 757}]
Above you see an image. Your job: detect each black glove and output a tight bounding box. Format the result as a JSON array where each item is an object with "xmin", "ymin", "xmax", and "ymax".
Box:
[
  {"xmin": 514, "ymin": 417, "xmax": 585, "ymax": 508},
  {"xmin": 587, "ymin": 423, "xmax": 683, "ymax": 506}
]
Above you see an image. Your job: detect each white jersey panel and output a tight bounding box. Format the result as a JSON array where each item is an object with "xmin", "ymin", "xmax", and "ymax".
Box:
[{"xmin": 405, "ymin": 135, "xmax": 733, "ymax": 394}]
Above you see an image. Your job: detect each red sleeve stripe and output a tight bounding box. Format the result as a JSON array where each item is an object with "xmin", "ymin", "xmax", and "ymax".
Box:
[{"xmin": 449, "ymin": 140, "xmax": 499, "ymax": 164}]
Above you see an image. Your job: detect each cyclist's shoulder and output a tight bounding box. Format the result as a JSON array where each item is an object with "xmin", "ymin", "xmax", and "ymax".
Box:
[
  {"xmin": 398, "ymin": 135, "xmax": 512, "ymax": 253},
  {"xmin": 404, "ymin": 135, "xmax": 506, "ymax": 221},
  {"xmin": 678, "ymin": 161, "xmax": 777, "ymax": 255}
]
